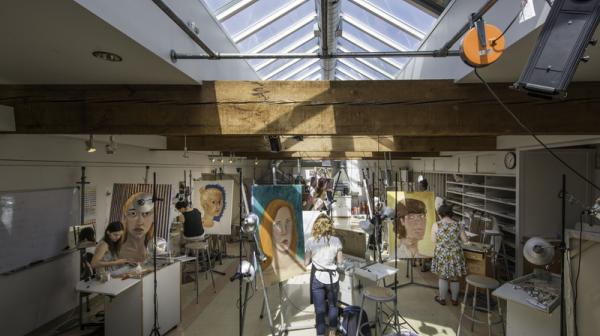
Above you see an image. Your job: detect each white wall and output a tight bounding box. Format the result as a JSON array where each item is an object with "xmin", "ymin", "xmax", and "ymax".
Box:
[
  {"xmin": 408, "ymin": 151, "xmax": 516, "ymax": 176},
  {"xmin": 75, "ymin": 0, "xmax": 259, "ymax": 81},
  {"xmin": 0, "ymin": 134, "xmax": 257, "ymax": 335},
  {"xmin": 397, "ymin": 0, "xmax": 551, "ymax": 81}
]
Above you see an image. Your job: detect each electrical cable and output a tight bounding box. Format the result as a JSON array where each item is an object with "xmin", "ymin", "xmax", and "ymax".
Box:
[
  {"xmin": 473, "ymin": 68, "xmax": 600, "ymax": 193},
  {"xmin": 491, "ymin": 1, "xmax": 527, "ymax": 46}
]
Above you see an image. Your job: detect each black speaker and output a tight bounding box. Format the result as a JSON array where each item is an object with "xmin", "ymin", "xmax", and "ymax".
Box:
[
  {"xmin": 513, "ymin": 0, "xmax": 600, "ymax": 98},
  {"xmin": 267, "ymin": 135, "xmax": 281, "ymax": 152}
]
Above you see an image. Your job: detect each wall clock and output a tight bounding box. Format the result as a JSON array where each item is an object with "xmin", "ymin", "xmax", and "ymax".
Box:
[{"xmin": 504, "ymin": 152, "xmax": 516, "ymax": 169}]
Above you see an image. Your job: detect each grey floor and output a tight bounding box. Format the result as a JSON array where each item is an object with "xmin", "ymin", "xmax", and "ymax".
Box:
[{"xmin": 33, "ymin": 243, "xmax": 504, "ymax": 336}]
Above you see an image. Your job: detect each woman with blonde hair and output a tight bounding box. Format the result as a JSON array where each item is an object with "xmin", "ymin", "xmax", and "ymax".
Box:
[
  {"xmin": 258, "ymin": 199, "xmax": 305, "ymax": 286},
  {"xmin": 305, "ymin": 214, "xmax": 343, "ymax": 336},
  {"xmin": 119, "ymin": 192, "xmax": 154, "ymax": 262}
]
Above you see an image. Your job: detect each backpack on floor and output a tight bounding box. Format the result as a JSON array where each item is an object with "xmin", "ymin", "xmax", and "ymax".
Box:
[{"xmin": 340, "ymin": 305, "xmax": 371, "ymax": 336}]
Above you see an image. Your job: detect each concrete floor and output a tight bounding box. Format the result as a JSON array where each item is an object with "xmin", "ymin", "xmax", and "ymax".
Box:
[{"xmin": 34, "ymin": 243, "xmax": 505, "ymax": 336}]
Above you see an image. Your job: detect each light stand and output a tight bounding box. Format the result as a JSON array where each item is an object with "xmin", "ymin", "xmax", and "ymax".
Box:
[
  {"xmin": 149, "ymin": 172, "xmax": 162, "ymax": 336},
  {"xmin": 560, "ymin": 175, "xmax": 566, "ymax": 336}
]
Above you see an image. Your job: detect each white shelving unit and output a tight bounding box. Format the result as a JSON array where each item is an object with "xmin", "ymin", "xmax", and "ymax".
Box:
[{"xmin": 446, "ymin": 173, "xmax": 517, "ymax": 278}]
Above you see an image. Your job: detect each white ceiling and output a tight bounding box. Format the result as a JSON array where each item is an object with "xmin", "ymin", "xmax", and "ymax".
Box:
[
  {"xmin": 458, "ymin": 24, "xmax": 600, "ymax": 83},
  {"xmin": 0, "ymin": 0, "xmax": 196, "ymax": 84}
]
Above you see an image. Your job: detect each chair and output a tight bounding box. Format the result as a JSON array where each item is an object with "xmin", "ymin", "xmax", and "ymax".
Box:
[
  {"xmin": 184, "ymin": 234, "xmax": 216, "ymax": 293},
  {"xmin": 457, "ymin": 275, "xmax": 504, "ymax": 336}
]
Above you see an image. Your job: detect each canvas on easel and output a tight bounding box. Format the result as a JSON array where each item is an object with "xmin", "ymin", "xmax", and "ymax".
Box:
[
  {"xmin": 252, "ymin": 185, "xmax": 306, "ymax": 287},
  {"xmin": 387, "ymin": 191, "xmax": 436, "ymax": 258},
  {"xmin": 193, "ymin": 180, "xmax": 234, "ymax": 235}
]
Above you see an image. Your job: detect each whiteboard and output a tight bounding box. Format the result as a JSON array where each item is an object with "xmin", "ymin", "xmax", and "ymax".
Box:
[{"xmin": 0, "ymin": 188, "xmax": 78, "ymax": 274}]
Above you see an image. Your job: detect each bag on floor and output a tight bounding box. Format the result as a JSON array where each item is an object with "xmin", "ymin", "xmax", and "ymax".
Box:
[{"xmin": 340, "ymin": 305, "xmax": 371, "ymax": 336}]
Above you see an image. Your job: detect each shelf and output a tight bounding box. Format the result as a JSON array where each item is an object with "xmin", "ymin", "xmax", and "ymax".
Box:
[
  {"xmin": 447, "ymin": 181, "xmax": 515, "ymax": 192},
  {"xmin": 448, "ymin": 190, "xmax": 515, "ymax": 206}
]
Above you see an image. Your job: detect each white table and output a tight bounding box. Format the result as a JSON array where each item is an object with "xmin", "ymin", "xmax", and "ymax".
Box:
[
  {"xmin": 76, "ymin": 261, "xmax": 181, "ymax": 336},
  {"xmin": 493, "ymin": 274, "xmax": 560, "ymax": 336}
]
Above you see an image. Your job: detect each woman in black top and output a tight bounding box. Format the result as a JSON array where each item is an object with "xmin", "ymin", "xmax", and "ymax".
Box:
[{"xmin": 176, "ymin": 201, "xmax": 205, "ymax": 238}]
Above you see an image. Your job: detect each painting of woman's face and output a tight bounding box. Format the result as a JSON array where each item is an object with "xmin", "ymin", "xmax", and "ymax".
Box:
[
  {"xmin": 124, "ymin": 201, "xmax": 153, "ymax": 240},
  {"xmin": 272, "ymin": 206, "xmax": 293, "ymax": 253},
  {"xmin": 401, "ymin": 213, "xmax": 426, "ymax": 241}
]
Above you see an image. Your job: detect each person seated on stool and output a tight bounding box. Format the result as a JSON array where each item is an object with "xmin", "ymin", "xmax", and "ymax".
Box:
[
  {"xmin": 91, "ymin": 221, "xmax": 131, "ymax": 276},
  {"xmin": 431, "ymin": 204, "xmax": 468, "ymax": 306},
  {"xmin": 304, "ymin": 214, "xmax": 343, "ymax": 336},
  {"xmin": 175, "ymin": 201, "xmax": 204, "ymax": 241}
]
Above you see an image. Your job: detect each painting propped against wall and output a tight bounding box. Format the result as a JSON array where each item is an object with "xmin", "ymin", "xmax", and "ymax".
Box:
[
  {"xmin": 109, "ymin": 184, "xmax": 173, "ymax": 262},
  {"xmin": 252, "ymin": 185, "xmax": 306, "ymax": 287},
  {"xmin": 388, "ymin": 191, "xmax": 436, "ymax": 259},
  {"xmin": 193, "ymin": 180, "xmax": 234, "ymax": 235}
]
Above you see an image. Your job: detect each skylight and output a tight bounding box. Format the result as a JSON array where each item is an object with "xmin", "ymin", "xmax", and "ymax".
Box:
[{"xmin": 201, "ymin": 0, "xmax": 446, "ymax": 80}]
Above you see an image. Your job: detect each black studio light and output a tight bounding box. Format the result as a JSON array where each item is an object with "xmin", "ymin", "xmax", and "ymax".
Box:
[{"xmin": 267, "ymin": 135, "xmax": 281, "ymax": 152}]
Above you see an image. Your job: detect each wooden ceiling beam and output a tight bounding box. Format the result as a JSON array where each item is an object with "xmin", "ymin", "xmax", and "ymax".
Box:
[
  {"xmin": 166, "ymin": 135, "xmax": 497, "ymax": 152},
  {"xmin": 1, "ymin": 81, "xmax": 600, "ymax": 135}
]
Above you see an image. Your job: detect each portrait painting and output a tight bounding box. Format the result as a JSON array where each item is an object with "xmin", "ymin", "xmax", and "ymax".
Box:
[
  {"xmin": 252, "ymin": 185, "xmax": 306, "ymax": 286},
  {"xmin": 193, "ymin": 180, "xmax": 234, "ymax": 235},
  {"xmin": 387, "ymin": 191, "xmax": 436, "ymax": 259},
  {"xmin": 109, "ymin": 184, "xmax": 172, "ymax": 262}
]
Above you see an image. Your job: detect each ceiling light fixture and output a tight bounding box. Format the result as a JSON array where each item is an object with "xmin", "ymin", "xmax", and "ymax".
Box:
[
  {"xmin": 85, "ymin": 134, "xmax": 96, "ymax": 153},
  {"xmin": 267, "ymin": 135, "xmax": 282, "ymax": 153},
  {"xmin": 105, "ymin": 135, "xmax": 117, "ymax": 154},
  {"xmin": 254, "ymin": 158, "xmax": 259, "ymax": 166},
  {"xmin": 92, "ymin": 50, "xmax": 123, "ymax": 62},
  {"xmin": 183, "ymin": 135, "xmax": 189, "ymax": 158}
]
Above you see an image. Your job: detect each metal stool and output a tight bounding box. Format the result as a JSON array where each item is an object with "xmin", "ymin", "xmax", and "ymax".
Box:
[
  {"xmin": 483, "ymin": 230, "xmax": 511, "ymax": 281},
  {"xmin": 457, "ymin": 275, "xmax": 504, "ymax": 336},
  {"xmin": 356, "ymin": 286, "xmax": 403, "ymax": 336},
  {"xmin": 185, "ymin": 237, "xmax": 216, "ymax": 293}
]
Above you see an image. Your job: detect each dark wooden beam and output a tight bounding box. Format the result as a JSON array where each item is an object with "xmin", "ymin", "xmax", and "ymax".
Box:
[
  {"xmin": 166, "ymin": 135, "xmax": 497, "ymax": 152},
  {"xmin": 1, "ymin": 81, "xmax": 599, "ymax": 135}
]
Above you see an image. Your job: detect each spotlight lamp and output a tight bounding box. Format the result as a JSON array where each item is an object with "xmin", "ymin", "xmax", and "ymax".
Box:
[
  {"xmin": 85, "ymin": 134, "xmax": 96, "ymax": 153},
  {"xmin": 267, "ymin": 135, "xmax": 282, "ymax": 153},
  {"xmin": 254, "ymin": 158, "xmax": 259, "ymax": 166},
  {"xmin": 105, "ymin": 135, "xmax": 117, "ymax": 154}
]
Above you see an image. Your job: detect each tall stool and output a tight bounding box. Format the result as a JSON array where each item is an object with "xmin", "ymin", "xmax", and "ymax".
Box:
[
  {"xmin": 457, "ymin": 275, "xmax": 504, "ymax": 336},
  {"xmin": 483, "ymin": 230, "xmax": 511, "ymax": 281},
  {"xmin": 356, "ymin": 286, "xmax": 406, "ymax": 336},
  {"xmin": 185, "ymin": 235, "xmax": 216, "ymax": 293}
]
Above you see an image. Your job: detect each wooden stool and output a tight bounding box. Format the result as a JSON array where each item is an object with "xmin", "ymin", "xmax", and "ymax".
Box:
[
  {"xmin": 356, "ymin": 286, "xmax": 402, "ymax": 336},
  {"xmin": 185, "ymin": 237, "xmax": 216, "ymax": 293},
  {"xmin": 457, "ymin": 275, "xmax": 504, "ymax": 336}
]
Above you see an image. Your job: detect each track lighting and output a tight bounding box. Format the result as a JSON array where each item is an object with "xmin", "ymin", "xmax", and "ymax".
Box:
[
  {"xmin": 254, "ymin": 158, "xmax": 259, "ymax": 166},
  {"xmin": 105, "ymin": 135, "xmax": 117, "ymax": 154},
  {"xmin": 183, "ymin": 135, "xmax": 189, "ymax": 158},
  {"xmin": 85, "ymin": 134, "xmax": 96, "ymax": 153}
]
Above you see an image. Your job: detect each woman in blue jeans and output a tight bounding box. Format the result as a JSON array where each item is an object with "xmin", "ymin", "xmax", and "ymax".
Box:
[{"xmin": 305, "ymin": 214, "xmax": 343, "ymax": 336}]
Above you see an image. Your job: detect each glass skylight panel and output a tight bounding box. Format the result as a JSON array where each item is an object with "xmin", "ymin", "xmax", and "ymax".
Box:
[
  {"xmin": 339, "ymin": 58, "xmax": 383, "ymax": 80},
  {"xmin": 272, "ymin": 58, "xmax": 320, "ymax": 80},
  {"xmin": 338, "ymin": 38, "xmax": 403, "ymax": 76},
  {"xmin": 203, "ymin": 0, "xmax": 234, "ymax": 12},
  {"xmin": 255, "ymin": 38, "xmax": 317, "ymax": 76},
  {"xmin": 337, "ymin": 63, "xmax": 368, "ymax": 80},
  {"xmin": 368, "ymin": 0, "xmax": 437, "ymax": 33},
  {"xmin": 343, "ymin": 1, "xmax": 420, "ymax": 50},
  {"xmin": 200, "ymin": 0, "xmax": 441, "ymax": 80},
  {"xmin": 293, "ymin": 64, "xmax": 322, "ymax": 80},
  {"xmin": 233, "ymin": 1, "xmax": 314, "ymax": 51}
]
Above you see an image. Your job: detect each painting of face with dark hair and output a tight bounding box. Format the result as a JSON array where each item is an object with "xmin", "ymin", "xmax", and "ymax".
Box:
[
  {"xmin": 193, "ymin": 180, "xmax": 234, "ymax": 235},
  {"xmin": 388, "ymin": 191, "xmax": 436, "ymax": 258}
]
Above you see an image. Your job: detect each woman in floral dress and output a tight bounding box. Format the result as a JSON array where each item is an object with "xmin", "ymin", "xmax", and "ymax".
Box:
[{"xmin": 431, "ymin": 203, "xmax": 468, "ymax": 305}]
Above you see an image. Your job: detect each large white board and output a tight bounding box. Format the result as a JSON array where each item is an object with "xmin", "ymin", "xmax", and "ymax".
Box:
[{"xmin": 0, "ymin": 188, "xmax": 78, "ymax": 273}]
